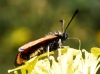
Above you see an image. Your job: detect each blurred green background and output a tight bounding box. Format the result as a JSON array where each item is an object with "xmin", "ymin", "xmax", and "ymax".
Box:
[{"xmin": 0, "ymin": 0, "xmax": 100, "ymax": 74}]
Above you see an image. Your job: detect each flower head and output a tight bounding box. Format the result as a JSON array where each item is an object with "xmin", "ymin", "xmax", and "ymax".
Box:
[{"xmin": 8, "ymin": 46, "xmax": 100, "ymax": 74}]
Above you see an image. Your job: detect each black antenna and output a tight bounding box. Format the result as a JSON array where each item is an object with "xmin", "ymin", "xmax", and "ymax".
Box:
[
  {"xmin": 60, "ymin": 20, "xmax": 65, "ymax": 33},
  {"xmin": 64, "ymin": 9, "xmax": 79, "ymax": 33}
]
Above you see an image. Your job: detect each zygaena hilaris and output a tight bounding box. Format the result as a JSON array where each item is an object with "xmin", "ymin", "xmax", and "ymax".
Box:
[{"xmin": 15, "ymin": 9, "xmax": 79, "ymax": 67}]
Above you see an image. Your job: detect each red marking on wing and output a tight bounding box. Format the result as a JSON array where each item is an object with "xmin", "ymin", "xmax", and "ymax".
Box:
[
  {"xmin": 14, "ymin": 53, "xmax": 24, "ymax": 66},
  {"xmin": 19, "ymin": 35, "xmax": 57, "ymax": 52}
]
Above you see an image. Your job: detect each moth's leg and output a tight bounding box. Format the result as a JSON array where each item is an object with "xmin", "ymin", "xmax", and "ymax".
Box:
[
  {"xmin": 58, "ymin": 39, "xmax": 62, "ymax": 56},
  {"xmin": 58, "ymin": 39, "xmax": 62, "ymax": 48},
  {"xmin": 47, "ymin": 45, "xmax": 50, "ymax": 58}
]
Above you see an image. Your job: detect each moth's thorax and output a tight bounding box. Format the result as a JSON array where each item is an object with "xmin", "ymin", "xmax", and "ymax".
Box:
[
  {"xmin": 47, "ymin": 31, "xmax": 62, "ymax": 36},
  {"xmin": 47, "ymin": 31, "xmax": 68, "ymax": 41}
]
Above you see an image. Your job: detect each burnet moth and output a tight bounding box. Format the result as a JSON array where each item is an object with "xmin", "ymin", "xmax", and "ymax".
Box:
[{"xmin": 15, "ymin": 9, "xmax": 79, "ymax": 67}]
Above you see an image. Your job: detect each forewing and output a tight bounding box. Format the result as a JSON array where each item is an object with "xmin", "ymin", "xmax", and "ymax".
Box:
[{"xmin": 18, "ymin": 35, "xmax": 57, "ymax": 52}]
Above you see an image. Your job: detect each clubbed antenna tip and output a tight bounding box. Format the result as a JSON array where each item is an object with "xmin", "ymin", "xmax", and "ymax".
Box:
[{"xmin": 64, "ymin": 9, "xmax": 79, "ymax": 32}]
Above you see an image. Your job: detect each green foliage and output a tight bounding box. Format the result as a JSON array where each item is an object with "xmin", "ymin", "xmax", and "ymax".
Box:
[{"xmin": 0, "ymin": 0, "xmax": 100, "ymax": 74}]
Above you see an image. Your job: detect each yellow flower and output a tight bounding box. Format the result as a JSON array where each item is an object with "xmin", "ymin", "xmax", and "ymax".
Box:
[{"xmin": 8, "ymin": 46, "xmax": 100, "ymax": 74}]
